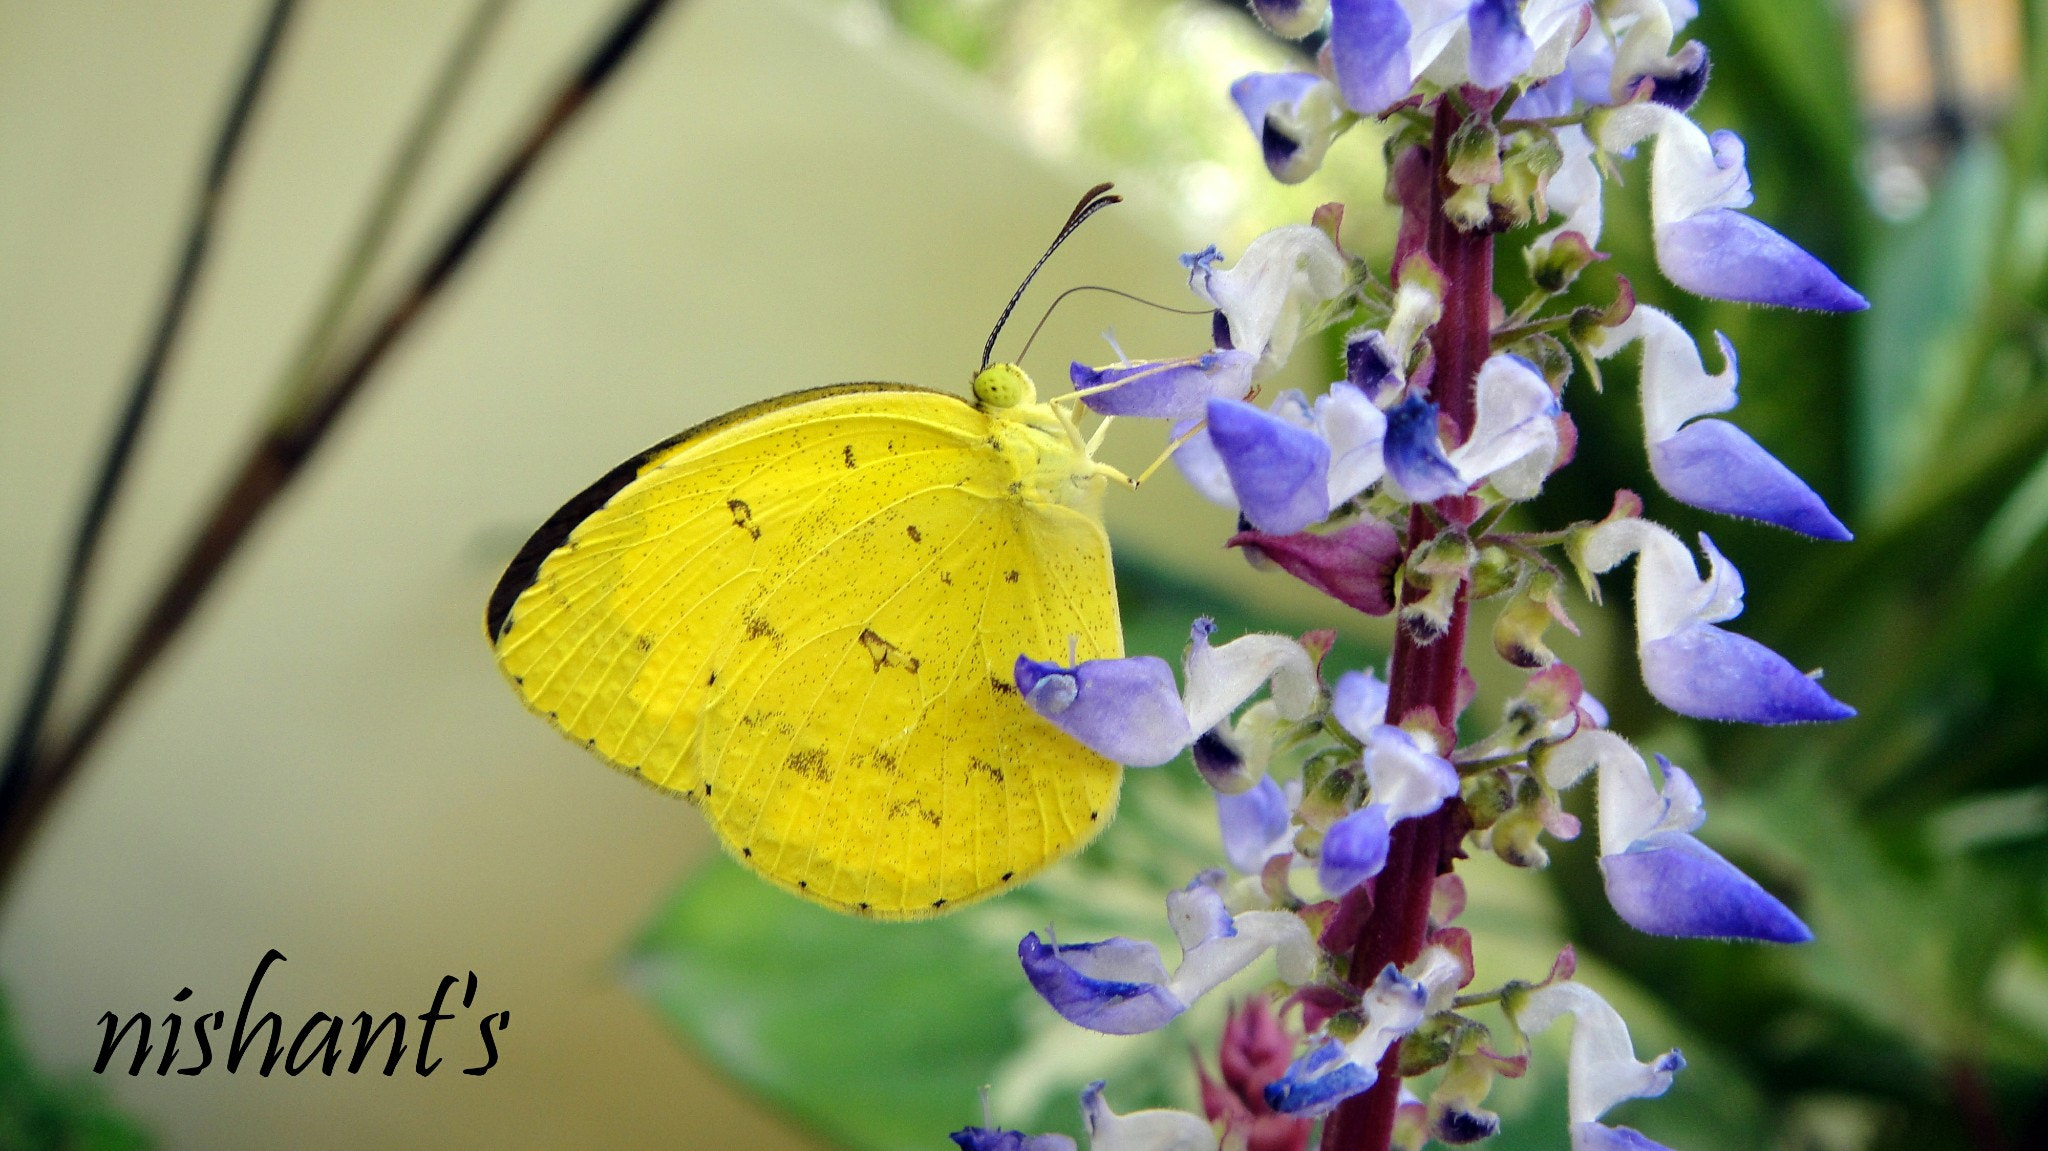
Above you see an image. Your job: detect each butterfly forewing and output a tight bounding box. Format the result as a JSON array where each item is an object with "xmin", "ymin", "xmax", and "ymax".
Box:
[{"xmin": 489, "ymin": 385, "xmax": 1123, "ymax": 918}]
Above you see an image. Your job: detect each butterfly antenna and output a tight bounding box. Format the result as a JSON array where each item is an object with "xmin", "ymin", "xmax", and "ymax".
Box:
[
  {"xmin": 1014, "ymin": 285, "xmax": 1213, "ymax": 365},
  {"xmin": 981, "ymin": 182, "xmax": 1123, "ymax": 372}
]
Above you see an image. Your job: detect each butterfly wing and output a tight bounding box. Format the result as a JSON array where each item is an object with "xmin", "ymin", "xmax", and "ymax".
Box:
[{"xmin": 487, "ymin": 384, "xmax": 1123, "ymax": 918}]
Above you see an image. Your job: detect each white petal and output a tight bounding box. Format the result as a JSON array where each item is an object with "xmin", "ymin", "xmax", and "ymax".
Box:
[
  {"xmin": 1519, "ymin": 982, "xmax": 1682, "ymax": 1124},
  {"xmin": 1318, "ymin": 382, "xmax": 1390, "ymax": 505},
  {"xmin": 1447, "ymin": 355, "xmax": 1561, "ymax": 488},
  {"xmin": 1199, "ymin": 225, "xmax": 1348, "ymax": 374},
  {"xmin": 1539, "ymin": 125, "xmax": 1605, "ymax": 249},
  {"xmin": 1184, "ymin": 625, "xmax": 1317, "ymax": 733}
]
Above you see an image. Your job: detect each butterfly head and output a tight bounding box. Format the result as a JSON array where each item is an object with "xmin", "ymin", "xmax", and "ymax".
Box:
[{"xmin": 972, "ymin": 362, "xmax": 1037, "ymax": 411}]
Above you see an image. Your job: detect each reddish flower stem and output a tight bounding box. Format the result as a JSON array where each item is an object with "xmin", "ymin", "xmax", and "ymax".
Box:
[{"xmin": 1319, "ymin": 97, "xmax": 1494, "ymax": 1151}]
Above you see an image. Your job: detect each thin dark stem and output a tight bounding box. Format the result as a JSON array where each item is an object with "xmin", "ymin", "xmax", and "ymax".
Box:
[
  {"xmin": 0, "ymin": 0, "xmax": 298, "ymax": 840},
  {"xmin": 0, "ymin": 0, "xmax": 680, "ymax": 899},
  {"xmin": 1321, "ymin": 98, "xmax": 1494, "ymax": 1151}
]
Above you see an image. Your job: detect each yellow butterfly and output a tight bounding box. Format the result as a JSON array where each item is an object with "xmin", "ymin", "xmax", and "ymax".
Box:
[{"xmin": 486, "ymin": 188, "xmax": 1131, "ymax": 919}]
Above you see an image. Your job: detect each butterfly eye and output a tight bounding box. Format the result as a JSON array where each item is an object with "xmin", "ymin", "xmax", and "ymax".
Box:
[{"xmin": 972, "ymin": 363, "xmax": 1036, "ymax": 410}]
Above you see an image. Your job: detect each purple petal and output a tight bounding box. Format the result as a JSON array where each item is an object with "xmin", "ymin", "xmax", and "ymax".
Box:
[
  {"xmin": 1652, "ymin": 419, "xmax": 1851, "ymax": 540},
  {"xmin": 1219, "ymin": 775, "xmax": 1292, "ymax": 873},
  {"xmin": 1319, "ymin": 804, "xmax": 1392, "ymax": 895},
  {"xmin": 1229, "ymin": 71, "xmax": 1329, "ymax": 182},
  {"xmin": 950, "ymin": 1129, "xmax": 1078, "ymax": 1151},
  {"xmin": 1265, "ymin": 1037, "xmax": 1379, "ymax": 1115},
  {"xmin": 1572, "ymin": 1123, "xmax": 1677, "ymax": 1151},
  {"xmin": 1074, "ymin": 351, "xmax": 1255, "ymax": 419},
  {"xmin": 1466, "ymin": 0, "xmax": 1533, "ymax": 90},
  {"xmin": 1228, "ymin": 521, "xmax": 1401, "ymax": 615},
  {"xmin": 1016, "ymin": 654, "xmax": 1193, "ymax": 766},
  {"xmin": 1331, "ymin": 669, "xmax": 1390, "ymax": 739},
  {"xmin": 1207, "ymin": 397, "xmax": 1332, "ymax": 534},
  {"xmin": 1507, "ymin": 73, "xmax": 1577, "ymax": 119},
  {"xmin": 1655, "ymin": 209, "xmax": 1867, "ymax": 312},
  {"xmin": 1345, "ymin": 329, "xmax": 1400, "ymax": 399},
  {"xmin": 1019, "ymin": 932, "xmax": 1187, "ymax": 1034},
  {"xmin": 1330, "ymin": 0, "xmax": 1414, "ymax": 114},
  {"xmin": 1383, "ymin": 394, "xmax": 1465, "ymax": 502},
  {"xmin": 1641, "ymin": 623, "xmax": 1855, "ymax": 724},
  {"xmin": 1170, "ymin": 418, "xmax": 1236, "ymax": 507},
  {"xmin": 1601, "ymin": 832, "xmax": 1812, "ymax": 942}
]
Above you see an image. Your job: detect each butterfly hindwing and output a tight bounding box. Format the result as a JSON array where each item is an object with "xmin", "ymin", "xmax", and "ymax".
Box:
[{"xmin": 489, "ymin": 384, "xmax": 1122, "ymax": 918}]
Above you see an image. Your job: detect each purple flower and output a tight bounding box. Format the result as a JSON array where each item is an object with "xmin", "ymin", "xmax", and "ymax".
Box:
[
  {"xmin": 1265, "ymin": 965, "xmax": 1428, "ymax": 1114},
  {"xmin": 1230, "ymin": 72, "xmax": 1353, "ymax": 184},
  {"xmin": 1072, "ymin": 350, "xmax": 1256, "ymax": 419},
  {"xmin": 1081, "ymin": 1081, "xmax": 1220, "ymax": 1151},
  {"xmin": 1590, "ymin": 305, "xmax": 1850, "ymax": 539},
  {"xmin": 1318, "ymin": 724, "xmax": 1460, "ymax": 895},
  {"xmin": 1228, "ymin": 520, "xmax": 1402, "ymax": 617},
  {"xmin": 1187, "ymin": 226, "xmax": 1350, "ymax": 374},
  {"xmin": 1016, "ymin": 654, "xmax": 1192, "ymax": 767},
  {"xmin": 1577, "ymin": 520, "xmax": 1855, "ymax": 724},
  {"xmin": 1599, "ymin": 104, "xmax": 1866, "ymax": 311},
  {"xmin": 1018, "ymin": 621, "xmax": 1318, "ymax": 767},
  {"xmin": 1020, "ymin": 874, "xmax": 1314, "ymax": 1035},
  {"xmin": 1384, "ymin": 355, "xmax": 1562, "ymax": 503},
  {"xmin": 950, "ymin": 1128, "xmax": 1077, "ymax": 1151}
]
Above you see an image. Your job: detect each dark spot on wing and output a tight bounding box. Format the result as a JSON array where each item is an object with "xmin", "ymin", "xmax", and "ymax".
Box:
[
  {"xmin": 858, "ymin": 901, "xmax": 870, "ymax": 911},
  {"xmin": 859, "ymin": 628, "xmax": 920, "ymax": 673},
  {"xmin": 785, "ymin": 748, "xmax": 831, "ymax": 780},
  {"xmin": 906, "ymin": 525, "xmax": 922, "ymax": 543},
  {"xmin": 843, "ymin": 444, "xmax": 856, "ymax": 469},
  {"xmin": 969, "ymin": 757, "xmax": 1004, "ymax": 784},
  {"xmin": 728, "ymin": 498, "xmax": 761, "ymax": 540},
  {"xmin": 707, "ymin": 671, "xmax": 717, "ymax": 686},
  {"xmin": 863, "ymin": 749, "xmax": 900, "ymax": 776},
  {"xmin": 940, "ymin": 572, "xmax": 953, "ymax": 586},
  {"xmin": 744, "ymin": 614, "xmax": 781, "ymax": 644},
  {"xmin": 798, "ymin": 880, "xmax": 807, "ymax": 889},
  {"xmin": 634, "ymin": 634, "xmax": 654, "ymax": 652},
  {"xmin": 512, "ymin": 675, "xmax": 523, "ymax": 685},
  {"xmin": 1005, "ymin": 570, "xmax": 1020, "ymax": 583},
  {"xmin": 742, "ymin": 847, "xmax": 752, "ymax": 858},
  {"xmin": 1090, "ymin": 811, "xmax": 1099, "ymax": 821},
  {"xmin": 932, "ymin": 898, "xmax": 947, "ymax": 909},
  {"xmin": 1000, "ymin": 871, "xmax": 1014, "ymax": 882},
  {"xmin": 887, "ymin": 799, "xmax": 941, "ymax": 827},
  {"xmin": 703, "ymin": 782, "xmax": 712, "ymax": 796},
  {"xmin": 989, "ymin": 675, "xmax": 1017, "ymax": 695}
]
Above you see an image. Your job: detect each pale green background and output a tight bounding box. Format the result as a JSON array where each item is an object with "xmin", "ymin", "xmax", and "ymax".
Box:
[{"xmin": 0, "ymin": 1, "xmax": 1382, "ymax": 1145}]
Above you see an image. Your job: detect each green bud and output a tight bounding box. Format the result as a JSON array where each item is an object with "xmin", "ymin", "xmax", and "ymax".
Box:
[
  {"xmin": 1527, "ymin": 230, "xmax": 1602, "ymax": 294},
  {"xmin": 1446, "ymin": 113, "xmax": 1503, "ymax": 187},
  {"xmin": 1462, "ymin": 768, "xmax": 1515, "ymax": 830},
  {"xmin": 1469, "ymin": 545, "xmax": 1517, "ymax": 601}
]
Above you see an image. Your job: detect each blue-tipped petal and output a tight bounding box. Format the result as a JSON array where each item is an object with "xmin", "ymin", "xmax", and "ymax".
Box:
[
  {"xmin": 1231, "ymin": 73, "xmax": 1324, "ymax": 132},
  {"xmin": 1466, "ymin": 0, "xmax": 1533, "ymax": 90},
  {"xmin": 1330, "ymin": 0, "xmax": 1414, "ymax": 114},
  {"xmin": 1652, "ymin": 419, "xmax": 1851, "ymax": 540},
  {"xmin": 1655, "ymin": 209, "xmax": 1868, "ymax": 311},
  {"xmin": 1640, "ymin": 623, "xmax": 1856, "ymax": 725},
  {"xmin": 1602, "ymin": 832, "xmax": 1812, "ymax": 942},
  {"xmin": 1265, "ymin": 1037, "xmax": 1379, "ymax": 1115},
  {"xmin": 1073, "ymin": 351, "xmax": 1254, "ymax": 419},
  {"xmin": 1383, "ymin": 394, "xmax": 1465, "ymax": 502},
  {"xmin": 950, "ymin": 1129, "xmax": 1079, "ymax": 1151},
  {"xmin": 1207, "ymin": 397, "xmax": 1332, "ymax": 534},
  {"xmin": 1018, "ymin": 932, "xmax": 1187, "ymax": 1035},
  {"xmin": 1218, "ymin": 775, "xmax": 1292, "ymax": 874},
  {"xmin": 1319, "ymin": 804, "xmax": 1392, "ymax": 895},
  {"xmin": 1571, "ymin": 1123, "xmax": 1677, "ymax": 1151},
  {"xmin": 1016, "ymin": 655, "xmax": 1193, "ymax": 766}
]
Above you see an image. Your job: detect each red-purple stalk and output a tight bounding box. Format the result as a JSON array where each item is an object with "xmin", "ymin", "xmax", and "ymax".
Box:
[{"xmin": 1319, "ymin": 98, "xmax": 1494, "ymax": 1151}]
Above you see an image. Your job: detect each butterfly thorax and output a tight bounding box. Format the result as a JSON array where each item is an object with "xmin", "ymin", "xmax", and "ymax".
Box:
[{"xmin": 973, "ymin": 363, "xmax": 1107, "ymax": 519}]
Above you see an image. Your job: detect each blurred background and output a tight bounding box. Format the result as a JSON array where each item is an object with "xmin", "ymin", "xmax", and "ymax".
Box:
[{"xmin": 0, "ymin": 0, "xmax": 2043, "ymax": 1148}]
